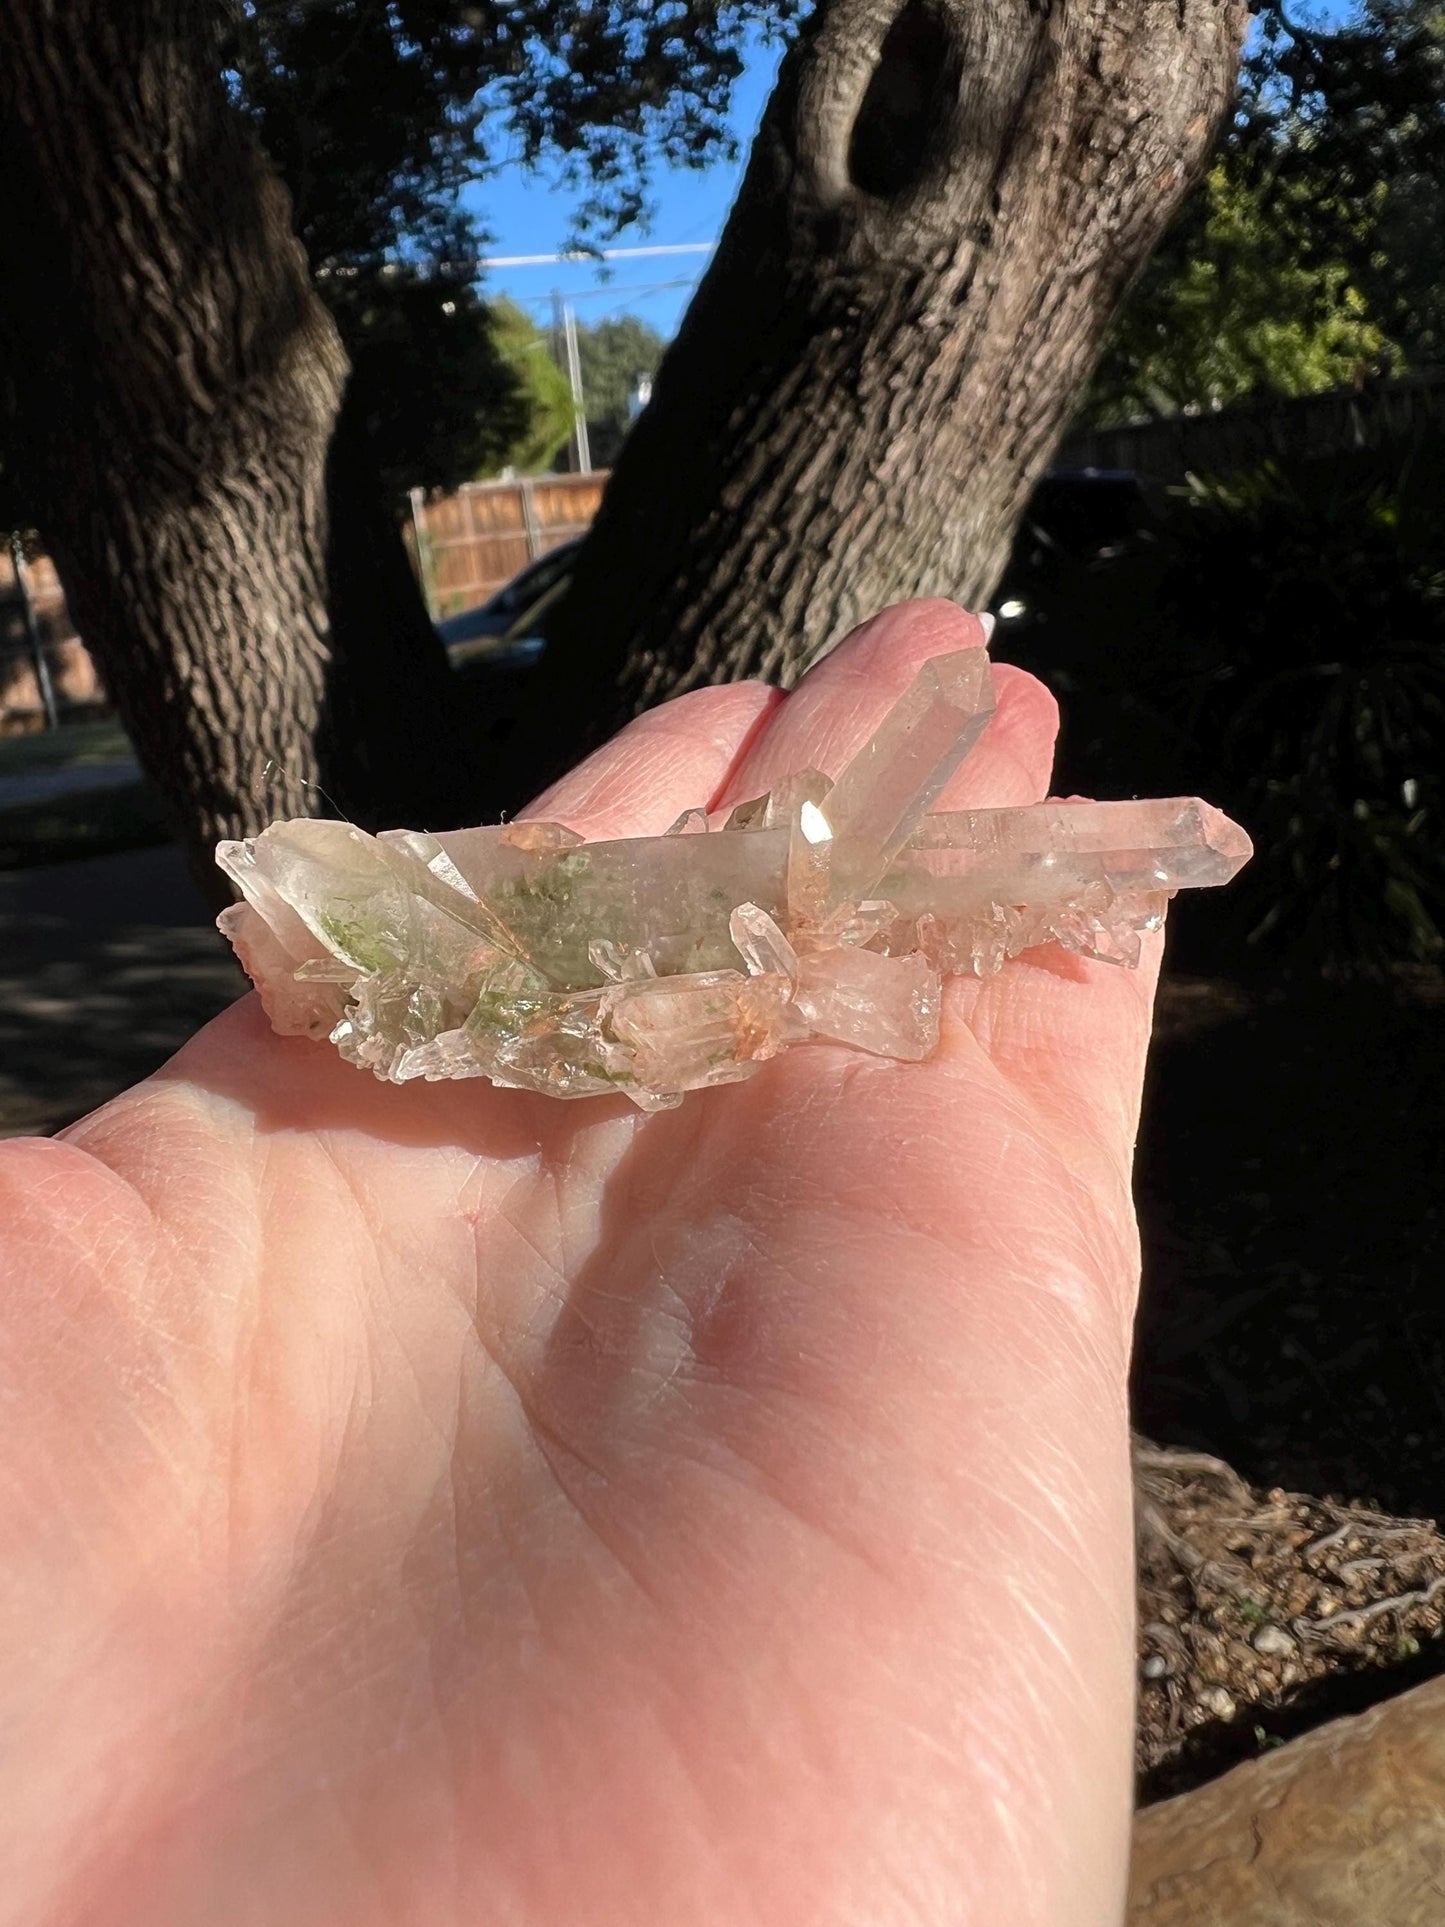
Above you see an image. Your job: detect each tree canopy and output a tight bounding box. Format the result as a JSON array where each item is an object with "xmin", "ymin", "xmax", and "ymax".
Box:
[
  {"xmin": 217, "ymin": 1, "xmax": 802, "ymax": 496},
  {"xmin": 228, "ymin": 1, "xmax": 804, "ymax": 257},
  {"xmin": 1085, "ymin": 158, "xmax": 1387, "ymax": 423},
  {"xmin": 1252, "ymin": 0, "xmax": 1445, "ymax": 370},
  {"xmin": 1088, "ymin": 0, "xmax": 1445, "ymax": 422},
  {"xmin": 480, "ymin": 300, "xmax": 576, "ymax": 478},
  {"xmin": 326, "ymin": 273, "xmax": 535, "ymax": 497},
  {"xmin": 577, "ymin": 316, "xmax": 668, "ymax": 467}
]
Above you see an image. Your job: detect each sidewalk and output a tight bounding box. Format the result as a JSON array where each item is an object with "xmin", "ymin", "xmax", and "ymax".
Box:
[{"xmin": 0, "ymin": 843, "xmax": 244, "ymax": 1138}]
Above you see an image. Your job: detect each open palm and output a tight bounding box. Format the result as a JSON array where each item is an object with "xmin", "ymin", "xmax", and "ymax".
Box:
[{"xmin": 2, "ymin": 604, "xmax": 1157, "ymax": 1927}]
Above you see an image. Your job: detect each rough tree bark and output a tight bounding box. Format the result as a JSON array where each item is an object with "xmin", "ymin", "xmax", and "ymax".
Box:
[
  {"xmin": 533, "ymin": 0, "xmax": 1248, "ymax": 772},
  {"xmin": 0, "ymin": 1, "xmax": 472, "ymax": 892}
]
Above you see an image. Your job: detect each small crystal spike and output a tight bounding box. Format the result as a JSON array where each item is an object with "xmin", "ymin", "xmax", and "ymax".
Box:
[
  {"xmin": 665, "ymin": 808, "xmax": 710, "ymax": 835},
  {"xmin": 729, "ymin": 904, "xmax": 799, "ymax": 980}
]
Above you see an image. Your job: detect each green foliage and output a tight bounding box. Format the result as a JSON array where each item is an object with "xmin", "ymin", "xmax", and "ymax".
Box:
[
  {"xmin": 480, "ymin": 301, "xmax": 575, "ymax": 477},
  {"xmin": 1018, "ymin": 443, "xmax": 1445, "ymax": 975},
  {"xmin": 227, "ymin": 3, "xmax": 805, "ymax": 257},
  {"xmin": 1369, "ymin": 166, "xmax": 1445, "ymax": 370},
  {"xmin": 217, "ymin": 2, "xmax": 803, "ymax": 496},
  {"xmin": 1248, "ymin": 0, "xmax": 1445, "ymax": 370},
  {"xmin": 325, "ymin": 274, "xmax": 536, "ymax": 498},
  {"xmin": 577, "ymin": 315, "xmax": 667, "ymax": 466},
  {"xmin": 1088, "ymin": 1, "xmax": 1445, "ymax": 424},
  {"xmin": 1139, "ymin": 445, "xmax": 1445, "ymax": 973},
  {"xmin": 1086, "ymin": 160, "xmax": 1390, "ymax": 425}
]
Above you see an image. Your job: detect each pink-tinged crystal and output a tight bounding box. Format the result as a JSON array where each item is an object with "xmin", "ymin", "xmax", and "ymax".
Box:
[
  {"xmin": 794, "ymin": 947, "xmax": 941, "ymax": 1060},
  {"xmin": 217, "ymin": 644, "xmax": 1251, "ymax": 1108},
  {"xmin": 899, "ymin": 797, "xmax": 1252, "ymax": 893},
  {"xmin": 215, "ymin": 900, "xmax": 346, "ymax": 1040},
  {"xmin": 606, "ymin": 970, "xmax": 794, "ymax": 1094},
  {"xmin": 760, "ymin": 767, "xmax": 834, "ymax": 927},
  {"xmin": 793, "ymin": 898, "xmax": 900, "ymax": 956},
  {"xmin": 918, "ymin": 886, "xmax": 1172, "ymax": 977},
  {"xmin": 664, "ymin": 808, "xmax": 710, "ymax": 835},
  {"xmin": 500, "ymin": 820, "xmax": 584, "ymax": 854},
  {"xmin": 819, "ymin": 648, "xmax": 996, "ymax": 900}
]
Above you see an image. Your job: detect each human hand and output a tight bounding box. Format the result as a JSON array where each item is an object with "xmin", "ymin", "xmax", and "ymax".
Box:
[{"xmin": 1, "ymin": 602, "xmax": 1155, "ymax": 1926}]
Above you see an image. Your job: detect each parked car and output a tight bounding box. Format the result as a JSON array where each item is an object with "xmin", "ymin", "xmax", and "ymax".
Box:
[
  {"xmin": 442, "ymin": 470, "xmax": 1149, "ymax": 682},
  {"xmin": 436, "ymin": 538, "xmax": 582, "ymax": 668},
  {"xmin": 988, "ymin": 469, "xmax": 1152, "ymax": 641}
]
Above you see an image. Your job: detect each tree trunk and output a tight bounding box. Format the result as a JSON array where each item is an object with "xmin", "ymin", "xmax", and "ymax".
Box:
[
  {"xmin": 0, "ymin": 1, "xmax": 471, "ymax": 895},
  {"xmin": 531, "ymin": 0, "xmax": 1248, "ymax": 774}
]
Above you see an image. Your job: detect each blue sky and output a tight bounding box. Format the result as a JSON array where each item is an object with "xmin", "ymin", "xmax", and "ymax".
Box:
[
  {"xmin": 465, "ymin": 35, "xmax": 787, "ymax": 341},
  {"xmin": 465, "ymin": 0, "xmax": 1357, "ymax": 344}
]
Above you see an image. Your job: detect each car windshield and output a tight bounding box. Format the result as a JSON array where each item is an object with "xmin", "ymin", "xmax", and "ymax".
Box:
[{"xmin": 500, "ymin": 543, "xmax": 575, "ymax": 610}]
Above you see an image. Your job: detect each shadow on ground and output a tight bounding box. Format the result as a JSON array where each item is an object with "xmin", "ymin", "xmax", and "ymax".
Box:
[
  {"xmin": 1135, "ymin": 972, "xmax": 1445, "ymax": 1520},
  {"xmin": 0, "ymin": 844, "xmax": 245, "ymax": 1138}
]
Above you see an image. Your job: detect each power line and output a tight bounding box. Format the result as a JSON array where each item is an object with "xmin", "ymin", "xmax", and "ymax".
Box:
[
  {"xmin": 586, "ymin": 279, "xmax": 702, "ymax": 324},
  {"xmin": 504, "ymin": 275, "xmax": 699, "ymax": 312},
  {"xmin": 479, "ymin": 242, "xmax": 715, "ymax": 268},
  {"xmin": 314, "ymin": 245, "xmax": 714, "ymax": 286}
]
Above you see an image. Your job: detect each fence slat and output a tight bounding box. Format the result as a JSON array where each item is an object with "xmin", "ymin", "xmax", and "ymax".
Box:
[
  {"xmin": 1056, "ymin": 373, "xmax": 1445, "ymax": 483},
  {"xmin": 422, "ymin": 472, "xmax": 608, "ymax": 616}
]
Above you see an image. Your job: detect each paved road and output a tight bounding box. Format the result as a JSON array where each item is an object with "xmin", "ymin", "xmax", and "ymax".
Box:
[
  {"xmin": 0, "ymin": 844, "xmax": 245, "ymax": 1138},
  {"xmin": 0, "ymin": 757, "xmax": 141, "ymax": 810}
]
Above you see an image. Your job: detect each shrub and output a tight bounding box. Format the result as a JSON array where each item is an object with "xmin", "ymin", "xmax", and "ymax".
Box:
[{"xmin": 1144, "ymin": 442, "xmax": 1445, "ymax": 974}]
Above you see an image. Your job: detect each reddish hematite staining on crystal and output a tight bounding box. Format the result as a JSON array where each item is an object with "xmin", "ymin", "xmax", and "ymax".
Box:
[{"xmin": 216, "ymin": 646, "xmax": 1252, "ymax": 1111}]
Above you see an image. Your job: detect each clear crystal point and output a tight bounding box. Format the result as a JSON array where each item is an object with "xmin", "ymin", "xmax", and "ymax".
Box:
[
  {"xmin": 218, "ymin": 644, "xmax": 1250, "ymax": 1108},
  {"xmin": 730, "ymin": 903, "xmax": 799, "ymax": 980},
  {"xmin": 820, "ymin": 649, "xmax": 996, "ymax": 901}
]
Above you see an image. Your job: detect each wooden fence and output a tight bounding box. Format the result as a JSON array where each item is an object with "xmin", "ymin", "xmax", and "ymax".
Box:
[
  {"xmin": 0, "ymin": 470, "xmax": 611, "ymax": 728},
  {"xmin": 408, "ymin": 472, "xmax": 608, "ymax": 618},
  {"xmin": 1055, "ymin": 372, "xmax": 1445, "ymax": 482}
]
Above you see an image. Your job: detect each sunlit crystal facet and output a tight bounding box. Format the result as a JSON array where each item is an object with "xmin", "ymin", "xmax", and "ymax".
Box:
[
  {"xmin": 218, "ymin": 642, "xmax": 1251, "ymax": 1108},
  {"xmin": 820, "ymin": 649, "xmax": 996, "ymax": 902}
]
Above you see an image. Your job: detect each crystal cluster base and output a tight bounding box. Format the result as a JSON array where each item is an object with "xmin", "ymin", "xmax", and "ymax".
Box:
[{"xmin": 217, "ymin": 645, "xmax": 1251, "ymax": 1110}]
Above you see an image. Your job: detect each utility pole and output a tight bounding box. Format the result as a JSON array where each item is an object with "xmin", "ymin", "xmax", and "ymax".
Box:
[
  {"xmin": 407, "ymin": 488, "xmax": 435, "ymax": 618},
  {"xmin": 9, "ymin": 530, "xmax": 59, "ymax": 729},
  {"xmin": 551, "ymin": 289, "xmax": 591, "ymax": 475}
]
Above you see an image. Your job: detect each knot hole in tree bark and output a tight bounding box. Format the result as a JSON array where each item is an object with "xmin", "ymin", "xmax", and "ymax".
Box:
[{"xmin": 846, "ymin": 0, "xmax": 963, "ymax": 199}]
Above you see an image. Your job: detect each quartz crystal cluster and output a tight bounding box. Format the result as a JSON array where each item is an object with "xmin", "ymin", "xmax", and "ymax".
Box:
[{"xmin": 217, "ymin": 647, "xmax": 1250, "ymax": 1110}]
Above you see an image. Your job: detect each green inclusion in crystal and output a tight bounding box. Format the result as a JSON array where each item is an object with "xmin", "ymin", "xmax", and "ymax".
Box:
[{"xmin": 318, "ymin": 908, "xmax": 402, "ymax": 976}]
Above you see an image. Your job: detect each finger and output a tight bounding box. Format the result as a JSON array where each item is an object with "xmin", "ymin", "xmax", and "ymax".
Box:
[
  {"xmin": 715, "ymin": 598, "xmax": 1158, "ymax": 1201},
  {"xmin": 720, "ymin": 599, "xmax": 1058, "ymax": 809},
  {"xmin": 936, "ymin": 663, "xmax": 1060, "ymax": 811},
  {"xmin": 522, "ymin": 681, "xmax": 782, "ymax": 840},
  {"xmin": 952, "ymin": 894, "xmax": 1165, "ymax": 1196}
]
